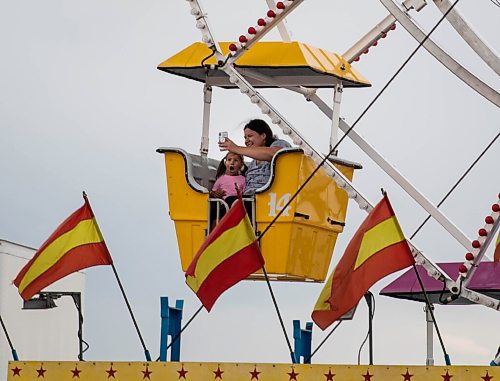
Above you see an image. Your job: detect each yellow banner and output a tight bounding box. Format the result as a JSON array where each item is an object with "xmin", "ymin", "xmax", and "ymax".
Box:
[{"xmin": 7, "ymin": 361, "xmax": 498, "ymax": 381}]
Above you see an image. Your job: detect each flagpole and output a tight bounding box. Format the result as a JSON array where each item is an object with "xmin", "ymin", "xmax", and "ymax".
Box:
[
  {"xmin": 364, "ymin": 292, "xmax": 374, "ymax": 365},
  {"xmin": 82, "ymin": 192, "xmax": 151, "ymax": 361},
  {"xmin": 412, "ymin": 264, "xmax": 451, "ymax": 365},
  {"xmin": 261, "ymin": 266, "xmax": 295, "ymax": 363},
  {"xmin": 305, "ymin": 321, "xmax": 342, "ymax": 363},
  {"xmin": 0, "ymin": 314, "xmax": 19, "ymax": 361},
  {"xmin": 111, "ymin": 263, "xmax": 152, "ymax": 361},
  {"xmin": 166, "ymin": 305, "xmax": 203, "ymax": 352}
]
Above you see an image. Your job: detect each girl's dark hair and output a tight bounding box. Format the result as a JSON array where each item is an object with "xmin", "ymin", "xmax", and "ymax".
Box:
[
  {"xmin": 244, "ymin": 119, "xmax": 276, "ymax": 146},
  {"xmin": 215, "ymin": 152, "xmax": 248, "ymax": 179}
]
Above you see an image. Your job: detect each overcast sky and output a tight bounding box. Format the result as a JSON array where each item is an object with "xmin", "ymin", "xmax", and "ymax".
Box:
[{"xmin": 1, "ymin": 0, "xmax": 499, "ymax": 367}]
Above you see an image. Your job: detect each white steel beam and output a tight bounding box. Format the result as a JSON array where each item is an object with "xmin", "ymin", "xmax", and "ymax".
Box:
[
  {"xmin": 223, "ymin": 63, "xmax": 499, "ymax": 311},
  {"xmin": 433, "ymin": 0, "xmax": 500, "ymax": 75},
  {"xmin": 329, "ymin": 83, "xmax": 343, "ymax": 153},
  {"xmin": 379, "ymin": 0, "xmax": 500, "ymax": 108},
  {"xmin": 343, "ymin": 15, "xmax": 397, "ymax": 64},
  {"xmin": 200, "ymin": 83, "xmax": 212, "ymax": 157},
  {"xmin": 224, "ymin": 66, "xmax": 475, "ymax": 253},
  {"xmin": 226, "ymin": 0, "xmax": 304, "ymax": 64},
  {"xmin": 459, "ymin": 197, "xmax": 500, "ymax": 287},
  {"xmin": 265, "ymin": 0, "xmax": 292, "ymax": 41}
]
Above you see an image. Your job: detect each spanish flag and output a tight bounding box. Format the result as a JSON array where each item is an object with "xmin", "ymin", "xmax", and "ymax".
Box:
[
  {"xmin": 312, "ymin": 194, "xmax": 415, "ymax": 330},
  {"xmin": 14, "ymin": 196, "xmax": 113, "ymax": 301},
  {"xmin": 186, "ymin": 198, "xmax": 264, "ymax": 312}
]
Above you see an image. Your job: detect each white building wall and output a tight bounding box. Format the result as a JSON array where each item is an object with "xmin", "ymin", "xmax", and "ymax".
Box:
[{"xmin": 0, "ymin": 239, "xmax": 85, "ymax": 381}]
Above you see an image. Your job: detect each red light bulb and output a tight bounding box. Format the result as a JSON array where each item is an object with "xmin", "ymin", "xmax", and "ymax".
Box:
[
  {"xmin": 277, "ymin": 2, "xmax": 285, "ymax": 9},
  {"xmin": 492, "ymin": 203, "xmax": 500, "ymax": 212},
  {"xmin": 248, "ymin": 27, "xmax": 257, "ymax": 35},
  {"xmin": 267, "ymin": 10, "xmax": 276, "ymax": 18},
  {"xmin": 229, "ymin": 43, "xmax": 238, "ymax": 52},
  {"xmin": 485, "ymin": 216, "xmax": 494, "ymax": 224},
  {"xmin": 239, "ymin": 35, "xmax": 247, "ymax": 43},
  {"xmin": 458, "ymin": 264, "xmax": 468, "ymax": 273},
  {"xmin": 465, "ymin": 252, "xmax": 474, "ymax": 261},
  {"xmin": 472, "ymin": 240, "xmax": 481, "ymax": 248},
  {"xmin": 257, "ymin": 18, "xmax": 266, "ymax": 26},
  {"xmin": 478, "ymin": 228, "xmax": 487, "ymax": 236}
]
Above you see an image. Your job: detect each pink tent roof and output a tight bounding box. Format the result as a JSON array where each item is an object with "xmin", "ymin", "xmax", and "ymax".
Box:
[{"xmin": 380, "ymin": 262, "xmax": 500, "ymax": 305}]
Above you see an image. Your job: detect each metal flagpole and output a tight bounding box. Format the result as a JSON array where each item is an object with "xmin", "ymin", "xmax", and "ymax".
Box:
[
  {"xmin": 111, "ymin": 264, "xmax": 152, "ymax": 361},
  {"xmin": 0, "ymin": 313, "xmax": 19, "ymax": 361}
]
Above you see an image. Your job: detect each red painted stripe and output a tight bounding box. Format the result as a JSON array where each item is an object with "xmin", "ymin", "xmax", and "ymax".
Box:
[
  {"xmin": 195, "ymin": 242, "xmax": 264, "ymax": 311},
  {"xmin": 19, "ymin": 242, "xmax": 112, "ymax": 301}
]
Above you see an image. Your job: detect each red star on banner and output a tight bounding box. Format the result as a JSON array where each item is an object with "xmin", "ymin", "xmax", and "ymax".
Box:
[
  {"xmin": 250, "ymin": 366, "xmax": 261, "ymax": 380},
  {"xmin": 362, "ymin": 370, "xmax": 373, "ymax": 381},
  {"xmin": 288, "ymin": 368, "xmax": 299, "ymax": 381},
  {"xmin": 106, "ymin": 365, "xmax": 117, "ymax": 379},
  {"xmin": 213, "ymin": 366, "xmax": 224, "ymax": 379},
  {"xmin": 401, "ymin": 369, "xmax": 413, "ymax": 380},
  {"xmin": 177, "ymin": 365, "xmax": 188, "ymax": 379},
  {"xmin": 324, "ymin": 369, "xmax": 335, "ymax": 381},
  {"xmin": 71, "ymin": 366, "xmax": 82, "ymax": 378},
  {"xmin": 36, "ymin": 365, "xmax": 47, "ymax": 378},
  {"xmin": 441, "ymin": 370, "xmax": 453, "ymax": 381},
  {"xmin": 482, "ymin": 371, "xmax": 493, "ymax": 381},
  {"xmin": 11, "ymin": 366, "xmax": 22, "ymax": 377},
  {"xmin": 142, "ymin": 365, "xmax": 152, "ymax": 380}
]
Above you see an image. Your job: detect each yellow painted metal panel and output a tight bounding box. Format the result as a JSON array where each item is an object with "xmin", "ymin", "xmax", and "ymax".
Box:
[
  {"xmin": 158, "ymin": 42, "xmax": 370, "ymax": 87},
  {"xmin": 163, "ymin": 152, "xmax": 208, "ymax": 270},
  {"xmin": 162, "ymin": 149, "xmax": 357, "ymax": 282},
  {"xmin": 8, "ymin": 361, "xmax": 499, "ymax": 381}
]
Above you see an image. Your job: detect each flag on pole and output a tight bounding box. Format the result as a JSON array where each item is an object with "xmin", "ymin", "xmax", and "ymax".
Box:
[
  {"xmin": 186, "ymin": 197, "xmax": 264, "ymax": 312},
  {"xmin": 494, "ymin": 229, "xmax": 500, "ymax": 262},
  {"xmin": 14, "ymin": 195, "xmax": 113, "ymax": 301},
  {"xmin": 311, "ymin": 194, "xmax": 415, "ymax": 330}
]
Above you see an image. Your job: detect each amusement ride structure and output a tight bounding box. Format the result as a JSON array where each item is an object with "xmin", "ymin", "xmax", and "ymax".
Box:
[{"xmin": 5, "ymin": 0, "xmax": 500, "ymax": 380}]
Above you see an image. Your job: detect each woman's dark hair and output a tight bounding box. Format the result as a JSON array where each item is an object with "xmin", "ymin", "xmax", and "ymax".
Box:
[
  {"xmin": 244, "ymin": 119, "xmax": 276, "ymax": 147},
  {"xmin": 215, "ymin": 152, "xmax": 248, "ymax": 179}
]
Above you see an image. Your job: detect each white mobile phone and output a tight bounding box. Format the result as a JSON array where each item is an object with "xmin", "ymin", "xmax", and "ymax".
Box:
[{"xmin": 218, "ymin": 131, "xmax": 228, "ymax": 143}]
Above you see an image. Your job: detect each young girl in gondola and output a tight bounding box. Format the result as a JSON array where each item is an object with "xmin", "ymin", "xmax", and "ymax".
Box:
[{"xmin": 209, "ymin": 152, "xmax": 247, "ymax": 205}]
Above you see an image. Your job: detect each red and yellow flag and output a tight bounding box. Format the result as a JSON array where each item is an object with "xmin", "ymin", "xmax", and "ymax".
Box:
[
  {"xmin": 14, "ymin": 197, "xmax": 113, "ymax": 301},
  {"xmin": 312, "ymin": 194, "xmax": 415, "ymax": 330},
  {"xmin": 494, "ymin": 229, "xmax": 500, "ymax": 262},
  {"xmin": 186, "ymin": 198, "xmax": 264, "ymax": 312}
]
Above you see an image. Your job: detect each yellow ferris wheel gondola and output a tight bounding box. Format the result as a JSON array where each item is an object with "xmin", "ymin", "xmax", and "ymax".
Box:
[{"xmin": 157, "ymin": 41, "xmax": 369, "ymax": 282}]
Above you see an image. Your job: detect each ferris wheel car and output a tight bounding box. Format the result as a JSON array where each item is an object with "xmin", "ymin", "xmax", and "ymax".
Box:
[{"xmin": 157, "ymin": 146, "xmax": 361, "ymax": 282}]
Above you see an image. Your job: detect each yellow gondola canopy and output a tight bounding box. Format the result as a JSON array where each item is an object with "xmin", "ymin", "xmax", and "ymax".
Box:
[{"xmin": 158, "ymin": 41, "xmax": 371, "ymax": 88}]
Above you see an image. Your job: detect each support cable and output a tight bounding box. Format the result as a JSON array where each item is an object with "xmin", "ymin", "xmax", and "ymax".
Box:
[{"xmin": 410, "ymin": 131, "xmax": 499, "ymax": 240}]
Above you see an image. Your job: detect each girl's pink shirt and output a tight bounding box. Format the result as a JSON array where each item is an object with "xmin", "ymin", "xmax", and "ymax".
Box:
[{"xmin": 212, "ymin": 174, "xmax": 246, "ymax": 198}]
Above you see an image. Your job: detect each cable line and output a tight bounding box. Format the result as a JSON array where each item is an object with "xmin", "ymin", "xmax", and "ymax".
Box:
[{"xmin": 410, "ymin": 130, "xmax": 499, "ymax": 239}]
